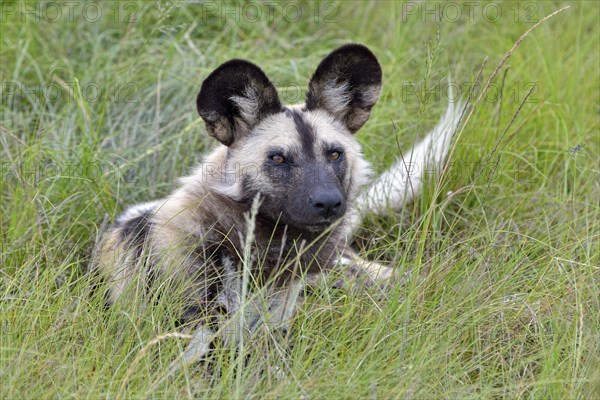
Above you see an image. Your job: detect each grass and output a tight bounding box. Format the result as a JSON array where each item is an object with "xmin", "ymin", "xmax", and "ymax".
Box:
[{"xmin": 1, "ymin": 1, "xmax": 598, "ymax": 398}]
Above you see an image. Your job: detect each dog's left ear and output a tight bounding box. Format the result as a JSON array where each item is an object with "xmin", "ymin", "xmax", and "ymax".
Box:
[{"xmin": 306, "ymin": 44, "xmax": 382, "ymax": 133}]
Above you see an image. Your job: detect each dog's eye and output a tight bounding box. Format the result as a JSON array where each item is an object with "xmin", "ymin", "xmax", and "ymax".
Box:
[
  {"xmin": 328, "ymin": 151, "xmax": 342, "ymax": 161},
  {"xmin": 270, "ymin": 154, "xmax": 286, "ymax": 164}
]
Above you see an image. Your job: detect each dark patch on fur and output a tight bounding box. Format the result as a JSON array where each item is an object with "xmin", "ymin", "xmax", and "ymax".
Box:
[
  {"xmin": 261, "ymin": 158, "xmax": 292, "ymax": 187},
  {"xmin": 145, "ymin": 267, "xmax": 160, "ymax": 298},
  {"xmin": 87, "ymin": 266, "xmax": 113, "ymax": 311},
  {"xmin": 290, "ymin": 110, "xmax": 315, "ymax": 158},
  {"xmin": 119, "ymin": 214, "xmax": 148, "ymax": 239},
  {"xmin": 327, "ymin": 148, "xmax": 348, "ymax": 184},
  {"xmin": 117, "ymin": 210, "xmax": 157, "ymax": 297},
  {"xmin": 179, "ymin": 304, "xmax": 206, "ymax": 326},
  {"xmin": 119, "ymin": 211, "xmax": 152, "ymax": 255}
]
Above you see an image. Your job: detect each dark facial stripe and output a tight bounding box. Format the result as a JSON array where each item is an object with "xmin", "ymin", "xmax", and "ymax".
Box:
[{"xmin": 290, "ymin": 110, "xmax": 315, "ymax": 158}]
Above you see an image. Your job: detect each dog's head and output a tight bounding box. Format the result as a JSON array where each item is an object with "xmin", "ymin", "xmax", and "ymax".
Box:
[{"xmin": 196, "ymin": 44, "xmax": 382, "ymax": 232}]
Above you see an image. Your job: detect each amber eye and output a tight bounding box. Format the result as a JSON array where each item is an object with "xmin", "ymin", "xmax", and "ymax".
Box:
[
  {"xmin": 328, "ymin": 151, "xmax": 341, "ymax": 161},
  {"xmin": 271, "ymin": 154, "xmax": 286, "ymax": 164}
]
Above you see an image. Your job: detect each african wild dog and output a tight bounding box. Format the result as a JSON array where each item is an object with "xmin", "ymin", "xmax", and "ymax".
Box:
[{"xmin": 92, "ymin": 44, "xmax": 462, "ymax": 363}]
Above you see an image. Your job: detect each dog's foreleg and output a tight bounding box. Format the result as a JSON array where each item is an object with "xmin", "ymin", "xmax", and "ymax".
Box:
[
  {"xmin": 181, "ymin": 325, "xmax": 216, "ymax": 364},
  {"xmin": 321, "ymin": 249, "xmax": 395, "ymax": 289},
  {"xmin": 339, "ymin": 252, "xmax": 394, "ymax": 283}
]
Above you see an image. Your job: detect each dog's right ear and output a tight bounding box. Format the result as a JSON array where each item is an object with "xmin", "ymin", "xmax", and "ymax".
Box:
[{"xmin": 196, "ymin": 60, "xmax": 281, "ymax": 146}]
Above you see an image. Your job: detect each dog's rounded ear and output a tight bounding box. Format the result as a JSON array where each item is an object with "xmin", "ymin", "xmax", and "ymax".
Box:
[
  {"xmin": 305, "ymin": 44, "xmax": 382, "ymax": 133},
  {"xmin": 197, "ymin": 60, "xmax": 281, "ymax": 146}
]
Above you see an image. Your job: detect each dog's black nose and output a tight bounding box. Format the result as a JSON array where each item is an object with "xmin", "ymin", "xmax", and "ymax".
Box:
[{"xmin": 309, "ymin": 189, "xmax": 343, "ymax": 218}]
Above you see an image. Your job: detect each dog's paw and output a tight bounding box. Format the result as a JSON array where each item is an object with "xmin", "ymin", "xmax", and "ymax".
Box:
[{"xmin": 340, "ymin": 256, "xmax": 395, "ymax": 284}]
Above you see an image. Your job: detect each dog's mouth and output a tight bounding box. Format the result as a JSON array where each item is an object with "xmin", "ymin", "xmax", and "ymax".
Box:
[
  {"xmin": 302, "ymin": 221, "xmax": 335, "ymax": 233},
  {"xmin": 258, "ymin": 202, "xmax": 345, "ymax": 234},
  {"xmin": 281, "ymin": 213, "xmax": 342, "ymax": 233}
]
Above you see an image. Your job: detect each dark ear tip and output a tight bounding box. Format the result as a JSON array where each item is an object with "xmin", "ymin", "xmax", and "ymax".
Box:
[
  {"xmin": 205, "ymin": 59, "xmax": 268, "ymax": 80},
  {"xmin": 330, "ymin": 43, "xmax": 379, "ymax": 59},
  {"xmin": 330, "ymin": 43, "xmax": 379, "ymax": 62},
  {"xmin": 312, "ymin": 43, "xmax": 382, "ymax": 83}
]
